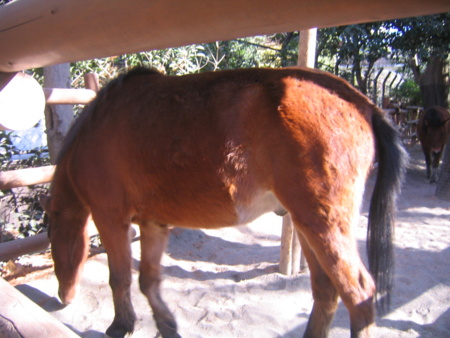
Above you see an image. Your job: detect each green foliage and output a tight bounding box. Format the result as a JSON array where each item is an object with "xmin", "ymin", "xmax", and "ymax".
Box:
[
  {"xmin": 392, "ymin": 79, "xmax": 422, "ymax": 106},
  {"xmin": 317, "ymin": 23, "xmax": 390, "ymax": 94},
  {"xmin": 0, "ymin": 131, "xmax": 17, "ymax": 168},
  {"xmin": 67, "ymin": 35, "xmax": 299, "ymax": 90},
  {"xmin": 386, "ymin": 13, "xmax": 450, "ymax": 63}
]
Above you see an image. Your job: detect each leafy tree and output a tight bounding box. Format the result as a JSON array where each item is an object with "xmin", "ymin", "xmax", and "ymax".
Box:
[
  {"xmin": 317, "ymin": 23, "xmax": 390, "ymax": 95},
  {"xmin": 386, "ymin": 13, "xmax": 450, "ymax": 108}
]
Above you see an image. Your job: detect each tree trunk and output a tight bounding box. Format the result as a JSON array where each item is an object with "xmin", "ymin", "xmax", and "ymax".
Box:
[
  {"xmin": 436, "ymin": 135, "xmax": 450, "ymax": 201},
  {"xmin": 410, "ymin": 56, "xmax": 448, "ymax": 109},
  {"xmin": 43, "ymin": 63, "xmax": 73, "ymax": 163}
]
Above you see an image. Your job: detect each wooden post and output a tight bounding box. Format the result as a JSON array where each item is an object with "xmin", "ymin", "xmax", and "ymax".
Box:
[
  {"xmin": 43, "ymin": 63, "xmax": 73, "ymax": 163},
  {"xmin": 280, "ymin": 214, "xmax": 302, "ymax": 275},
  {"xmin": 298, "ymin": 28, "xmax": 317, "ymax": 68},
  {"xmin": 280, "ymin": 28, "xmax": 319, "ymax": 275},
  {"xmin": 84, "ymin": 72, "xmax": 100, "ymax": 92}
]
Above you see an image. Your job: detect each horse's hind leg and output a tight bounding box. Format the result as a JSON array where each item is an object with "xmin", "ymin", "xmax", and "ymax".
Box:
[
  {"xmin": 296, "ymin": 232, "xmax": 338, "ymax": 337},
  {"xmin": 92, "ymin": 212, "xmax": 136, "ymax": 337},
  {"xmin": 138, "ymin": 221, "xmax": 179, "ymax": 338},
  {"xmin": 291, "ymin": 210, "xmax": 375, "ymax": 338}
]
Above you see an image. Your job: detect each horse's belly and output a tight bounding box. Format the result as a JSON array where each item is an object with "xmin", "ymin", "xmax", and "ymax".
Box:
[
  {"xmin": 233, "ymin": 190, "xmax": 283, "ymax": 225},
  {"xmin": 137, "ymin": 187, "xmax": 282, "ymax": 229}
]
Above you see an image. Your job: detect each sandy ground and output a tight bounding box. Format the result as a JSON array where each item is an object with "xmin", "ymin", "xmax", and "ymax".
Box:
[{"xmin": 7, "ymin": 144, "xmax": 450, "ymax": 337}]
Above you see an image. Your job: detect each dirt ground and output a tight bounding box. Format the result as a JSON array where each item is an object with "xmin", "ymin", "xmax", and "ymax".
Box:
[{"xmin": 5, "ymin": 143, "xmax": 450, "ymax": 337}]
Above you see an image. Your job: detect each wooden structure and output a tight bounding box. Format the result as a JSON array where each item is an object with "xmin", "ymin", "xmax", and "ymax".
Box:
[
  {"xmin": 1, "ymin": 0, "xmax": 449, "ymax": 73},
  {"xmin": 0, "ymin": 278, "xmax": 79, "ymax": 337},
  {"xmin": 385, "ymin": 106, "xmax": 422, "ymax": 144}
]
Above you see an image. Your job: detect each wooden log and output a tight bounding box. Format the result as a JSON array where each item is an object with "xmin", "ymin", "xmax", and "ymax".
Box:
[
  {"xmin": 43, "ymin": 87, "xmax": 96, "ymax": 105},
  {"xmin": 0, "ymin": 222, "xmax": 137, "ymax": 262},
  {"xmin": 0, "ymin": 72, "xmax": 45, "ymax": 130},
  {"xmin": 0, "ymin": 165, "xmax": 55, "ymax": 190},
  {"xmin": 0, "ymin": 232, "xmax": 49, "ymax": 262},
  {"xmin": 0, "ymin": 278, "xmax": 79, "ymax": 337},
  {"xmin": 0, "ymin": 0, "xmax": 449, "ymax": 72}
]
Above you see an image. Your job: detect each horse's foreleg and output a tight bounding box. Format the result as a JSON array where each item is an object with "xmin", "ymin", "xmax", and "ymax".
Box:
[
  {"xmin": 297, "ymin": 232, "xmax": 338, "ymax": 338},
  {"xmin": 93, "ymin": 213, "xmax": 136, "ymax": 337},
  {"xmin": 53, "ymin": 218, "xmax": 90, "ymax": 305},
  {"xmin": 138, "ymin": 221, "xmax": 179, "ymax": 338},
  {"xmin": 430, "ymin": 151, "xmax": 442, "ymax": 183}
]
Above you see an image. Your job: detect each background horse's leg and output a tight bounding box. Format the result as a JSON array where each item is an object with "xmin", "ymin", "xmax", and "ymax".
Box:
[
  {"xmin": 431, "ymin": 152, "xmax": 442, "ymax": 183},
  {"xmin": 92, "ymin": 212, "xmax": 136, "ymax": 337},
  {"xmin": 297, "ymin": 232, "xmax": 338, "ymax": 338},
  {"xmin": 138, "ymin": 221, "xmax": 179, "ymax": 338}
]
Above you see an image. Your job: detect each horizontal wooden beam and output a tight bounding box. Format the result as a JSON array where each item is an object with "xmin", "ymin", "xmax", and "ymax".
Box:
[
  {"xmin": 0, "ymin": 232, "xmax": 50, "ymax": 262},
  {"xmin": 1, "ymin": 0, "xmax": 449, "ymax": 72},
  {"xmin": 0, "ymin": 224, "xmax": 138, "ymax": 262},
  {"xmin": 0, "ymin": 165, "xmax": 55, "ymax": 190},
  {"xmin": 44, "ymin": 87, "xmax": 96, "ymax": 105}
]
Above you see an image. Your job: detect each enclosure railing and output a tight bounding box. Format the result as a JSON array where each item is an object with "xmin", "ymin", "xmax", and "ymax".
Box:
[
  {"xmin": 0, "ymin": 73, "xmax": 99, "ymax": 262},
  {"xmin": 384, "ymin": 105, "xmax": 422, "ymax": 144}
]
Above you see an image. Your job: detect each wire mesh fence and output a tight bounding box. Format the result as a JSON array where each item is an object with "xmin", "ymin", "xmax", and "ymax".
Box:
[{"xmin": 1, "ymin": 119, "xmax": 50, "ymax": 245}]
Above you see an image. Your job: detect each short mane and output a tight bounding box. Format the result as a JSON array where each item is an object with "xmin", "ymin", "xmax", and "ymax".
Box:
[{"xmin": 56, "ymin": 67, "xmax": 160, "ymax": 164}]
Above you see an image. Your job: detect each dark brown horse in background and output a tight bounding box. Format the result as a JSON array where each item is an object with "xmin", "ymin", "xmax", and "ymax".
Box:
[
  {"xmin": 417, "ymin": 106, "xmax": 450, "ymax": 183},
  {"xmin": 40, "ymin": 67, "xmax": 406, "ymax": 337}
]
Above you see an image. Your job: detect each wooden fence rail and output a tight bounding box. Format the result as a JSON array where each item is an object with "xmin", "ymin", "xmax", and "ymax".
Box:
[{"xmin": 0, "ymin": 165, "xmax": 55, "ymax": 190}]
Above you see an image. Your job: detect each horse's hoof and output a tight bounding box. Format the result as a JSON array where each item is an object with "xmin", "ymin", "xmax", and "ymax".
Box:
[
  {"xmin": 105, "ymin": 322, "xmax": 134, "ymax": 338},
  {"xmin": 155, "ymin": 317, "xmax": 180, "ymax": 338}
]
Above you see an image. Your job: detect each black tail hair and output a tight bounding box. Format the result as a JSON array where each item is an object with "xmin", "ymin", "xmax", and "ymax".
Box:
[{"xmin": 368, "ymin": 111, "xmax": 408, "ymax": 314}]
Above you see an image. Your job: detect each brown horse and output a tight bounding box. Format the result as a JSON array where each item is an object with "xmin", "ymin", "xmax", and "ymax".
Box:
[
  {"xmin": 417, "ymin": 106, "xmax": 450, "ymax": 183},
  {"xmin": 40, "ymin": 67, "xmax": 406, "ymax": 338}
]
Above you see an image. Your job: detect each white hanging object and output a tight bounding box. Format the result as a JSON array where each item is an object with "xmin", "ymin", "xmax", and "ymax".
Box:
[{"xmin": 0, "ymin": 72, "xmax": 45, "ymax": 131}]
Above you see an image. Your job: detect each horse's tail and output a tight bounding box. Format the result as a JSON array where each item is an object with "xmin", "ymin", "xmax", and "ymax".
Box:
[{"xmin": 368, "ymin": 110, "xmax": 407, "ymax": 314}]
